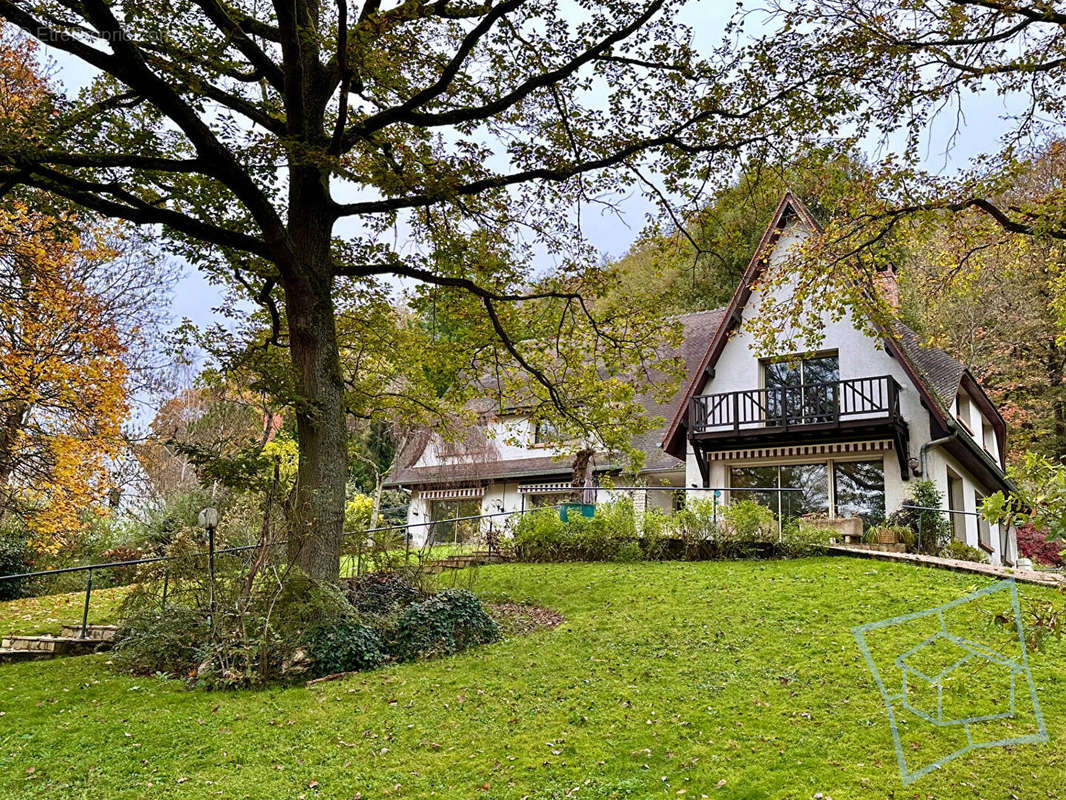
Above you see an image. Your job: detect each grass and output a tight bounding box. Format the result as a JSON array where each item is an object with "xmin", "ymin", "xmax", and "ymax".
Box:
[
  {"xmin": 0, "ymin": 557, "xmax": 1063, "ymax": 799},
  {"xmin": 0, "ymin": 585, "xmax": 128, "ymax": 636}
]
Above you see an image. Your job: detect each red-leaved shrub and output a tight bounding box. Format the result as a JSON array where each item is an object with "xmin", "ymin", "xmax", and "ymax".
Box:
[{"xmin": 1017, "ymin": 524, "xmax": 1064, "ymax": 567}]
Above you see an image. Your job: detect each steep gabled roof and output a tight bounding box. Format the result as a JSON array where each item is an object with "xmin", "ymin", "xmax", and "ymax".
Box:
[
  {"xmin": 661, "ymin": 190, "xmax": 821, "ymax": 457},
  {"xmin": 660, "ymin": 191, "xmax": 1008, "ymax": 473}
]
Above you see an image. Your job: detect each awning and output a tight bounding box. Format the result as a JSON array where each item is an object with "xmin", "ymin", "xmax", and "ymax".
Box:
[
  {"xmin": 420, "ymin": 486, "xmax": 486, "ymax": 500},
  {"xmin": 518, "ymin": 482, "xmax": 572, "ymax": 495},
  {"xmin": 708, "ymin": 439, "xmax": 893, "ymax": 461}
]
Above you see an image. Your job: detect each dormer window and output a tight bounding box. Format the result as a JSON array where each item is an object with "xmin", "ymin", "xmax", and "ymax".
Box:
[
  {"xmin": 955, "ymin": 391, "xmax": 974, "ymax": 434},
  {"xmin": 533, "ymin": 419, "xmax": 561, "ymax": 445},
  {"xmin": 982, "ymin": 416, "xmax": 997, "ymax": 458}
]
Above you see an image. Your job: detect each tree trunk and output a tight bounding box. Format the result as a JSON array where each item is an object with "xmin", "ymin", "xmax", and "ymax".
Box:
[
  {"xmin": 282, "ymin": 266, "xmax": 349, "ymax": 583},
  {"xmin": 570, "ymin": 448, "xmax": 595, "ymax": 504},
  {"xmin": 0, "ymin": 401, "xmax": 29, "ymax": 491}
]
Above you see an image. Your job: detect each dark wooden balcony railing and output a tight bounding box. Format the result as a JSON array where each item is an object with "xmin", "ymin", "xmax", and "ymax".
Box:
[{"xmin": 688, "ymin": 375, "xmax": 902, "ymax": 436}]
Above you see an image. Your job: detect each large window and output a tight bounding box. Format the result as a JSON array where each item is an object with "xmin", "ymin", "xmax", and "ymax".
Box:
[
  {"xmin": 975, "ymin": 490, "xmax": 992, "ymax": 551},
  {"xmin": 729, "ymin": 458, "xmax": 886, "ymax": 525},
  {"xmin": 764, "ymin": 353, "xmax": 839, "ymax": 425},
  {"xmin": 833, "ymin": 460, "xmax": 886, "ymax": 525},
  {"xmin": 730, "ymin": 463, "xmax": 829, "ymax": 519},
  {"xmin": 430, "ymin": 499, "xmax": 481, "ymax": 545}
]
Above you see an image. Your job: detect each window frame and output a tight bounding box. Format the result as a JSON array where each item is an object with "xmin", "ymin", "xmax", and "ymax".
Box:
[{"xmin": 727, "ymin": 455, "xmax": 886, "ymax": 526}]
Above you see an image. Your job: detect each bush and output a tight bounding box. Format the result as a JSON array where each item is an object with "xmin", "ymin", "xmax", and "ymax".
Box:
[
  {"xmin": 614, "ymin": 541, "xmax": 644, "ymax": 563},
  {"xmin": 886, "ymin": 480, "xmax": 952, "ymax": 554},
  {"xmin": 388, "ymin": 589, "xmax": 500, "ymax": 662},
  {"xmin": 346, "ymin": 572, "xmax": 421, "ymax": 614},
  {"xmin": 781, "ymin": 520, "xmax": 834, "ymax": 557},
  {"xmin": 720, "ymin": 499, "xmax": 776, "ymax": 542},
  {"xmin": 513, "ymin": 500, "xmax": 641, "ymax": 561},
  {"xmin": 0, "ymin": 530, "xmax": 32, "ymax": 601},
  {"xmin": 939, "ymin": 541, "xmax": 989, "ymax": 563},
  {"xmin": 111, "ymin": 606, "xmax": 210, "ymax": 678},
  {"xmin": 513, "ymin": 507, "xmax": 568, "ymax": 560},
  {"xmin": 672, "ymin": 497, "xmax": 720, "ymax": 546},
  {"xmin": 640, "ymin": 507, "xmax": 671, "ymax": 560},
  {"xmin": 302, "ymin": 619, "xmax": 385, "ymax": 677},
  {"xmin": 1016, "ymin": 523, "xmax": 1064, "ymax": 567}
]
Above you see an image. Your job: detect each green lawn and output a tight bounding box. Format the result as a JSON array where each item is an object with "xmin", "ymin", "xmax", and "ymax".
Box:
[
  {"xmin": 1, "ymin": 557, "xmax": 1063, "ymax": 799},
  {"xmin": 0, "ymin": 585, "xmax": 128, "ymax": 637}
]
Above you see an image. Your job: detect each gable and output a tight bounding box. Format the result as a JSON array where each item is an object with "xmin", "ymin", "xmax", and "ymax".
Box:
[{"xmin": 661, "ymin": 191, "xmax": 1007, "ymax": 469}]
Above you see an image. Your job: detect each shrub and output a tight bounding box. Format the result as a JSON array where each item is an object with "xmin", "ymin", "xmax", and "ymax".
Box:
[
  {"xmin": 302, "ymin": 619, "xmax": 386, "ymax": 677},
  {"xmin": 513, "ymin": 500, "xmax": 641, "ymax": 562},
  {"xmin": 939, "ymin": 541, "xmax": 989, "ymax": 564},
  {"xmin": 513, "ymin": 507, "xmax": 568, "ymax": 561},
  {"xmin": 99, "ymin": 546, "xmax": 148, "ymax": 586},
  {"xmin": 388, "ymin": 589, "xmax": 500, "ymax": 662},
  {"xmin": 1016, "ymin": 523, "xmax": 1065, "ymax": 567},
  {"xmin": 346, "ymin": 572, "xmax": 421, "ymax": 614},
  {"xmin": 640, "ymin": 507, "xmax": 671, "ymax": 560},
  {"xmin": 720, "ymin": 499, "xmax": 776, "ymax": 542},
  {"xmin": 672, "ymin": 497, "xmax": 719, "ymax": 544},
  {"xmin": 111, "ymin": 606, "xmax": 210, "ymax": 678},
  {"xmin": 886, "ymin": 480, "xmax": 951, "ymax": 554},
  {"xmin": 781, "ymin": 520, "xmax": 834, "ymax": 557},
  {"xmin": 0, "ymin": 530, "xmax": 32, "ymax": 601},
  {"xmin": 614, "ymin": 541, "xmax": 644, "ymax": 563}
]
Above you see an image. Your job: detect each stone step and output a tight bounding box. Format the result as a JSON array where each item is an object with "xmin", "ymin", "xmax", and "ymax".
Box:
[
  {"xmin": 0, "ymin": 649, "xmax": 55, "ymax": 665},
  {"xmin": 0, "ymin": 636, "xmax": 109, "ymax": 656},
  {"xmin": 60, "ymin": 624, "xmax": 120, "ymax": 641}
]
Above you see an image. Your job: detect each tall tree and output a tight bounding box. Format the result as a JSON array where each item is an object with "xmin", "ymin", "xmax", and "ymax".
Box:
[
  {"xmin": 901, "ymin": 141, "xmax": 1066, "ymax": 462},
  {"xmin": 611, "ymin": 148, "xmax": 872, "ymax": 314},
  {"xmin": 0, "ymin": 200, "xmax": 130, "ymax": 550},
  {"xmin": 0, "ymin": 4, "xmax": 846, "ymax": 579}
]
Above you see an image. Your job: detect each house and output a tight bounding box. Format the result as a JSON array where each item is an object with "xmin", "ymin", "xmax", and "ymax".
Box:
[
  {"xmin": 384, "ymin": 309, "xmax": 724, "ymax": 546},
  {"xmin": 388, "ymin": 191, "xmax": 1017, "ymax": 565},
  {"xmin": 661, "ymin": 192, "xmax": 1016, "ymax": 565}
]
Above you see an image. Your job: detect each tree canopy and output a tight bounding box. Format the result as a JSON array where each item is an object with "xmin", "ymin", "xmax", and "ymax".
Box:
[{"xmin": 0, "ymin": 2, "xmax": 852, "ymax": 579}]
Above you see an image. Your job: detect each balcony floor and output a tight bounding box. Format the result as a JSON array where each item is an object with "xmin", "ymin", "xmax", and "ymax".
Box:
[{"xmin": 690, "ymin": 416, "xmax": 906, "ymax": 449}]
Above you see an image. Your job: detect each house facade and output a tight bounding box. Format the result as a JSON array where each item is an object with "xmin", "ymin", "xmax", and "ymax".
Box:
[
  {"xmin": 385, "ymin": 309, "xmax": 724, "ymax": 546},
  {"xmin": 388, "ymin": 192, "xmax": 1017, "ymax": 565},
  {"xmin": 661, "ymin": 192, "xmax": 1016, "ymax": 565}
]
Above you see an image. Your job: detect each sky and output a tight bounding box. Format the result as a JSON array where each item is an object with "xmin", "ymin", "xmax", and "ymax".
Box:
[{"xmin": 37, "ymin": 1, "xmax": 1024, "ymax": 415}]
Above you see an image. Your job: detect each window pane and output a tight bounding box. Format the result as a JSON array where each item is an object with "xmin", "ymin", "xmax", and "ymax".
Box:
[
  {"xmin": 430, "ymin": 499, "xmax": 481, "ymax": 544},
  {"xmin": 833, "ymin": 460, "xmax": 886, "ymax": 525},
  {"xmin": 802, "ymin": 356, "xmax": 839, "ymax": 386},
  {"xmin": 765, "ymin": 361, "xmax": 801, "ymax": 388},
  {"xmin": 729, "ymin": 466, "xmax": 780, "ymax": 516},
  {"xmin": 976, "ymin": 491, "xmax": 992, "ymax": 549},
  {"xmin": 779, "ymin": 463, "xmax": 829, "ymax": 519}
]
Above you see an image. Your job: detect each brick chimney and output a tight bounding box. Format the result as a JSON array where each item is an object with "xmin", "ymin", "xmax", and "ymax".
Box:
[{"xmin": 876, "ymin": 266, "xmax": 900, "ymax": 310}]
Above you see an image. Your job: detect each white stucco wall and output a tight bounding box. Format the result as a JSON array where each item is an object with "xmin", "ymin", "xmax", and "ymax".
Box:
[{"xmin": 679, "ymin": 217, "xmax": 1013, "ymax": 565}]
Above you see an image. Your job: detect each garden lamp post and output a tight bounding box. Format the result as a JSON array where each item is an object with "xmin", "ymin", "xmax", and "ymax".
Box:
[{"xmin": 198, "ymin": 507, "xmax": 218, "ymax": 629}]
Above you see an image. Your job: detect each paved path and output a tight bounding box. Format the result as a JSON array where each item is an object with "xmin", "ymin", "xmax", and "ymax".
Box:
[{"xmin": 828, "ymin": 546, "xmax": 1066, "ymax": 588}]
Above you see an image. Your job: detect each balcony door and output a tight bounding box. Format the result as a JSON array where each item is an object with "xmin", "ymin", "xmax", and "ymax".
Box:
[{"xmin": 764, "ymin": 353, "xmax": 839, "ymax": 426}]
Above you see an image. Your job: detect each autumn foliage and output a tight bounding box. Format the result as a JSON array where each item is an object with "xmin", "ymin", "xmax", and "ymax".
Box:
[{"xmin": 0, "ymin": 200, "xmax": 129, "ymax": 550}]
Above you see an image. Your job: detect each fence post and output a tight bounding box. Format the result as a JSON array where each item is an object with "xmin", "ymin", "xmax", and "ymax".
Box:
[
  {"xmin": 208, "ymin": 522, "xmax": 216, "ymax": 631},
  {"xmin": 161, "ymin": 569, "xmax": 169, "ymax": 608},
  {"xmin": 80, "ymin": 569, "xmax": 93, "ymax": 639}
]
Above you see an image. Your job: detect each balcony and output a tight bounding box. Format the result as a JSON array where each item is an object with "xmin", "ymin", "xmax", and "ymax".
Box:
[{"xmin": 688, "ymin": 376, "xmax": 909, "ymax": 471}]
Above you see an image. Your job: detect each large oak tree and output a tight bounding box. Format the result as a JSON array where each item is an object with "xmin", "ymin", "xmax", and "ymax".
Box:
[{"xmin": 0, "ymin": 1, "xmax": 846, "ymax": 580}]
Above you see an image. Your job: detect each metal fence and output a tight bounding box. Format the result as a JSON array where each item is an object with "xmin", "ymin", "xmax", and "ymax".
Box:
[
  {"xmin": 1, "ymin": 486, "xmax": 977, "ymax": 636},
  {"xmin": 898, "ymin": 503, "xmax": 1008, "ymax": 563}
]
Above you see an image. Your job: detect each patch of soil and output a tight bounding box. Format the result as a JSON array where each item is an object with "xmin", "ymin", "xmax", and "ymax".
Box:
[{"xmin": 488, "ymin": 602, "xmax": 565, "ymax": 637}]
